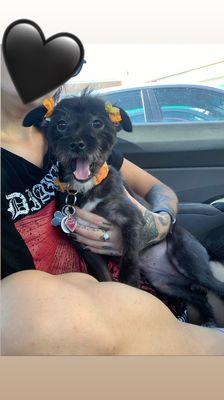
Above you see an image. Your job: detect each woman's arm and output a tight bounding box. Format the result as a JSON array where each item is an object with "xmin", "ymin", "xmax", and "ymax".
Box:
[
  {"xmin": 120, "ymin": 157, "xmax": 178, "ymax": 216},
  {"xmin": 120, "ymin": 157, "xmax": 161, "ymax": 197},
  {"xmin": 120, "ymin": 158, "xmax": 178, "ymax": 247}
]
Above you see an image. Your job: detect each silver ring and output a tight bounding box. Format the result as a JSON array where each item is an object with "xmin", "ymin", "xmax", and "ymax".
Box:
[{"xmin": 102, "ymin": 231, "xmax": 110, "ymax": 241}]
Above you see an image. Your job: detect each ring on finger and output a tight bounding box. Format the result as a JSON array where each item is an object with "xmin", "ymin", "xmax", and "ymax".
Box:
[{"xmin": 101, "ymin": 230, "xmax": 110, "ymax": 241}]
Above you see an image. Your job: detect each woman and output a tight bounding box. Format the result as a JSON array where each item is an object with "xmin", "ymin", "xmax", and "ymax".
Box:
[{"xmin": 1, "ymin": 56, "xmax": 224, "ymax": 355}]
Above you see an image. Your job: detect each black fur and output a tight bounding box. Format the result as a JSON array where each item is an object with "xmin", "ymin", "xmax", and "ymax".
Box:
[
  {"xmin": 202, "ymin": 225, "xmax": 224, "ymax": 262},
  {"xmin": 23, "ymin": 91, "xmax": 224, "ymax": 323}
]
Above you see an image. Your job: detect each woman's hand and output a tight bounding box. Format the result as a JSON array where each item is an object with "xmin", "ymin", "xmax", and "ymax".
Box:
[
  {"xmin": 70, "ymin": 189, "xmax": 172, "ymax": 256},
  {"xmin": 70, "ymin": 207, "xmax": 124, "ymax": 256},
  {"xmin": 140, "ymin": 209, "xmax": 172, "ymax": 248},
  {"xmin": 124, "ymin": 188, "xmax": 172, "ymax": 248}
]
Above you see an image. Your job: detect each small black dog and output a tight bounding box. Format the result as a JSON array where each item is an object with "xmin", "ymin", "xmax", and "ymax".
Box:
[
  {"xmin": 24, "ymin": 92, "xmax": 145, "ymax": 287},
  {"xmin": 23, "ymin": 91, "xmax": 224, "ymax": 324}
]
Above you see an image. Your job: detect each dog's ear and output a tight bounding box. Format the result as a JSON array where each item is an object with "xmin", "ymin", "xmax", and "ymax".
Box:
[
  {"xmin": 118, "ymin": 107, "xmax": 132, "ymax": 132},
  {"xmin": 23, "ymin": 105, "xmax": 47, "ymax": 127}
]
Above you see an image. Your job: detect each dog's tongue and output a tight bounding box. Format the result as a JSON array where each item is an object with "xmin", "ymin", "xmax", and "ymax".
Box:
[{"xmin": 74, "ymin": 159, "xmax": 91, "ymax": 180}]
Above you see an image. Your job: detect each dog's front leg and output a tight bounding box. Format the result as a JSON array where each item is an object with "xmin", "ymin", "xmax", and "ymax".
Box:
[
  {"xmin": 95, "ymin": 199, "xmax": 144, "ymax": 288},
  {"xmin": 119, "ymin": 221, "xmax": 142, "ymax": 287}
]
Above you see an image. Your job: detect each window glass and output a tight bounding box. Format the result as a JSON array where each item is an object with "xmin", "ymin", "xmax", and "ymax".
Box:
[
  {"xmin": 102, "ymin": 90, "xmax": 146, "ymax": 124},
  {"xmin": 153, "ymin": 87, "xmax": 224, "ymax": 122}
]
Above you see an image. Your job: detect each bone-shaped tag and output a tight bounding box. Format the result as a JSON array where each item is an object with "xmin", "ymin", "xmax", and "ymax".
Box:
[{"xmin": 51, "ymin": 210, "xmax": 63, "ymax": 226}]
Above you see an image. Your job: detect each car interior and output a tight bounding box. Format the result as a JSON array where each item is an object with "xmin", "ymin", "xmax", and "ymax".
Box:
[{"xmin": 115, "ymin": 120, "xmax": 224, "ymax": 243}]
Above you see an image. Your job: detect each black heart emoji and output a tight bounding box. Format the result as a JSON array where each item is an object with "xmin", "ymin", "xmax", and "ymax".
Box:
[{"xmin": 3, "ymin": 19, "xmax": 85, "ymax": 103}]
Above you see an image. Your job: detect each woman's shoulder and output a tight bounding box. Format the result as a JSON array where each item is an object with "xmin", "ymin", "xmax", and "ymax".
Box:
[
  {"xmin": 1, "ymin": 147, "xmax": 58, "ymax": 196},
  {"xmin": 1, "ymin": 147, "xmax": 56, "ymax": 172}
]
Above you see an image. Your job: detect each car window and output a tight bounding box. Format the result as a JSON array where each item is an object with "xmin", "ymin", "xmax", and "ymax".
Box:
[
  {"xmin": 152, "ymin": 87, "xmax": 224, "ymax": 123},
  {"xmin": 102, "ymin": 90, "xmax": 146, "ymax": 124}
]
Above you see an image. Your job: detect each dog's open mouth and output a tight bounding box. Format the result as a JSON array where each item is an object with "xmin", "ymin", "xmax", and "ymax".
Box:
[{"xmin": 72, "ymin": 159, "xmax": 95, "ymax": 182}]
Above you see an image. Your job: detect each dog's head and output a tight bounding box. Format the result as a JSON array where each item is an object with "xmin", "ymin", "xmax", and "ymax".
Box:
[{"xmin": 23, "ymin": 91, "xmax": 132, "ymax": 184}]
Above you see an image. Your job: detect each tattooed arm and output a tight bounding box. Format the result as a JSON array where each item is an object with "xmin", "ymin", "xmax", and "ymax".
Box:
[
  {"xmin": 120, "ymin": 158, "xmax": 178, "ymax": 217},
  {"xmin": 142, "ymin": 183, "xmax": 179, "ymax": 246},
  {"xmin": 121, "ymin": 158, "xmax": 179, "ymax": 247},
  {"xmin": 145, "ymin": 182, "xmax": 178, "ymax": 221},
  {"xmin": 124, "ymin": 189, "xmax": 174, "ymax": 248}
]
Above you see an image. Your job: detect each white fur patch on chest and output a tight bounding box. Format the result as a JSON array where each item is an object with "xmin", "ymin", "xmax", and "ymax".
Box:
[
  {"xmin": 82, "ymin": 198, "xmax": 102, "ymax": 212},
  {"xmin": 70, "ymin": 177, "xmax": 95, "ymax": 194}
]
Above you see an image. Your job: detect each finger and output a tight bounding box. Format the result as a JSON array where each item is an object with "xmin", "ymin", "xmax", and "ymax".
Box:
[
  {"xmin": 72, "ymin": 233, "xmax": 116, "ymax": 249},
  {"xmin": 73, "ymin": 224, "xmax": 111, "ymax": 241},
  {"xmin": 76, "ymin": 216, "xmax": 98, "ymax": 229},
  {"xmin": 75, "ymin": 207, "xmax": 112, "ymax": 228},
  {"xmin": 85, "ymin": 246, "xmax": 122, "ymax": 256}
]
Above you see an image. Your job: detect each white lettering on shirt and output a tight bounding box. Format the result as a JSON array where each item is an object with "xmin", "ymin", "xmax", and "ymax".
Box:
[
  {"xmin": 6, "ymin": 192, "xmax": 30, "ymax": 220},
  {"xmin": 6, "ymin": 164, "xmax": 59, "ymax": 220}
]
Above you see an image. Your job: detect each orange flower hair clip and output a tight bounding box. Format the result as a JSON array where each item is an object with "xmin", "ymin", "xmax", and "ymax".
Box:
[
  {"xmin": 42, "ymin": 97, "xmax": 54, "ymax": 118},
  {"xmin": 105, "ymin": 102, "xmax": 122, "ymax": 124}
]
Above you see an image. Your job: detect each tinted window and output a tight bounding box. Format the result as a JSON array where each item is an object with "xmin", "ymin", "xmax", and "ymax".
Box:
[
  {"xmin": 153, "ymin": 87, "xmax": 224, "ymax": 122},
  {"xmin": 102, "ymin": 90, "xmax": 146, "ymax": 124}
]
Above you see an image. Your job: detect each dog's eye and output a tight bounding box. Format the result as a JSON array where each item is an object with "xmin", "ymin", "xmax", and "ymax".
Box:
[
  {"xmin": 56, "ymin": 120, "xmax": 68, "ymax": 133},
  {"xmin": 92, "ymin": 119, "xmax": 104, "ymax": 129}
]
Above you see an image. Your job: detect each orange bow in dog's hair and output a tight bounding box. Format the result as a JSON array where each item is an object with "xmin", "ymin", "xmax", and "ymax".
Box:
[
  {"xmin": 42, "ymin": 97, "xmax": 54, "ymax": 118},
  {"xmin": 105, "ymin": 102, "xmax": 122, "ymax": 124}
]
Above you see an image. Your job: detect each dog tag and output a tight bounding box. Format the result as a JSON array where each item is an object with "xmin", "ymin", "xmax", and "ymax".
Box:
[
  {"xmin": 61, "ymin": 215, "xmax": 77, "ymax": 233},
  {"xmin": 51, "ymin": 210, "xmax": 64, "ymax": 226},
  {"xmin": 61, "ymin": 216, "xmax": 70, "ymax": 233},
  {"xmin": 65, "ymin": 214, "xmax": 77, "ymax": 232},
  {"xmin": 54, "ymin": 211, "xmax": 64, "ymax": 219}
]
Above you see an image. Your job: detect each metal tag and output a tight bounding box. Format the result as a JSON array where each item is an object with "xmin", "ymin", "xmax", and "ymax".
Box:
[{"xmin": 51, "ymin": 210, "xmax": 64, "ymax": 226}]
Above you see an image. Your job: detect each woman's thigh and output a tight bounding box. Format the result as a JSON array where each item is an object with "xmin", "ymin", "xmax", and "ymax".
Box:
[
  {"xmin": 1, "ymin": 270, "xmax": 224, "ymax": 355},
  {"xmin": 56, "ymin": 271, "xmax": 99, "ymax": 286},
  {"xmin": 1, "ymin": 270, "xmax": 114, "ymax": 355}
]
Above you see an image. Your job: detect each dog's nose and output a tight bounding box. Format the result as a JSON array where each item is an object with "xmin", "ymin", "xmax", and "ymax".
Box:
[
  {"xmin": 69, "ymin": 141, "xmax": 86, "ymax": 151},
  {"xmin": 78, "ymin": 141, "xmax": 86, "ymax": 150}
]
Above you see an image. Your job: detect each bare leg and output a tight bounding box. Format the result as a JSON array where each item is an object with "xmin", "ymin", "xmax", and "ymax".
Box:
[{"xmin": 1, "ymin": 270, "xmax": 224, "ymax": 355}]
